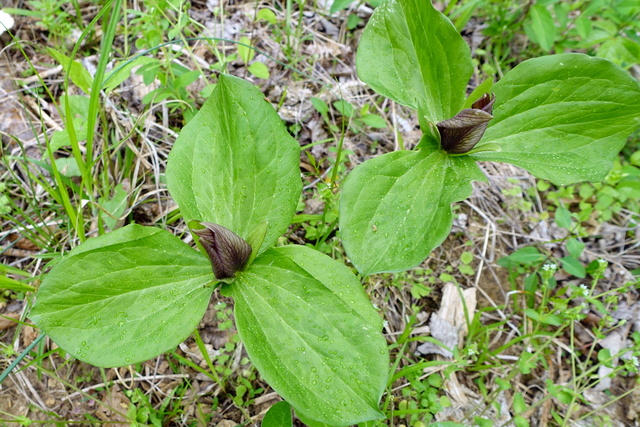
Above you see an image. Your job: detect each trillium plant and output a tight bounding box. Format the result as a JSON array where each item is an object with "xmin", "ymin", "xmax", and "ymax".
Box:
[
  {"xmin": 28, "ymin": 0, "xmax": 640, "ymax": 426},
  {"xmin": 341, "ymin": 0, "xmax": 640, "ymax": 276},
  {"xmin": 30, "ymin": 74, "xmax": 388, "ymax": 426}
]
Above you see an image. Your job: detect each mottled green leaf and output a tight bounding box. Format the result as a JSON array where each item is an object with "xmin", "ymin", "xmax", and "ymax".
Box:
[
  {"xmin": 29, "ymin": 225, "xmax": 213, "ymax": 368},
  {"xmin": 166, "ymin": 74, "xmax": 301, "ymax": 254},
  {"xmin": 473, "ymin": 54, "xmax": 640, "ymax": 185},
  {"xmin": 225, "ymin": 245, "xmax": 388, "ymax": 426},
  {"xmin": 356, "ymin": 0, "xmax": 472, "ymax": 122},
  {"xmin": 358, "ymin": 114, "xmax": 387, "ymax": 129},
  {"xmin": 339, "ymin": 146, "xmax": 485, "ymax": 275}
]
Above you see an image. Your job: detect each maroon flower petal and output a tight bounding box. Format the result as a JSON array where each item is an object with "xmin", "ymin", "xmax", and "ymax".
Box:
[
  {"xmin": 193, "ymin": 223, "xmax": 252, "ymax": 280},
  {"xmin": 472, "ymin": 93, "xmax": 496, "ymax": 113}
]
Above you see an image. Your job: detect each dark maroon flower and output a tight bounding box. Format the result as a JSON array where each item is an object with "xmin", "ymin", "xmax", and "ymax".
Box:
[
  {"xmin": 437, "ymin": 93, "xmax": 496, "ymax": 154},
  {"xmin": 193, "ymin": 222, "xmax": 252, "ymax": 280}
]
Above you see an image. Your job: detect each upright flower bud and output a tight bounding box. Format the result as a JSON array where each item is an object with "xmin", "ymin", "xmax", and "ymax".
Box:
[
  {"xmin": 437, "ymin": 93, "xmax": 495, "ymax": 154},
  {"xmin": 193, "ymin": 222, "xmax": 252, "ymax": 280}
]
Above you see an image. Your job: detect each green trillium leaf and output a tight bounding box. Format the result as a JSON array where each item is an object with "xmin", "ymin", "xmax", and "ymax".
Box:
[
  {"xmin": 166, "ymin": 74, "xmax": 301, "ymax": 254},
  {"xmin": 356, "ymin": 0, "xmax": 472, "ymax": 123},
  {"xmin": 472, "ymin": 54, "xmax": 640, "ymax": 185},
  {"xmin": 223, "ymin": 245, "xmax": 388, "ymax": 426},
  {"xmin": 339, "ymin": 146, "xmax": 486, "ymax": 276},
  {"xmin": 29, "ymin": 225, "xmax": 214, "ymax": 368}
]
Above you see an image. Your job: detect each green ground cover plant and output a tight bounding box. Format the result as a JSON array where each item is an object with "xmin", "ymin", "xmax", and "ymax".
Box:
[
  {"xmin": 340, "ymin": 0, "xmax": 640, "ymax": 276},
  {"xmin": 29, "ymin": 75, "xmax": 388, "ymax": 426},
  {"xmin": 448, "ymin": 0, "xmax": 639, "ymax": 74},
  {"xmin": 1, "ymin": 0, "xmax": 640, "ymax": 425}
]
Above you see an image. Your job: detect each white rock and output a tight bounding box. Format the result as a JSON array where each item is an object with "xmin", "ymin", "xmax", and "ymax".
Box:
[{"xmin": 0, "ymin": 10, "xmax": 14, "ymax": 36}]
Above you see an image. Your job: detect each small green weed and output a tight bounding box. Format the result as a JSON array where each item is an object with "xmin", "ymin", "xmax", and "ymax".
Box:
[
  {"xmin": 397, "ymin": 374, "xmax": 452, "ymax": 425},
  {"xmin": 479, "ymin": 238, "xmax": 640, "ymax": 425},
  {"xmin": 461, "ymin": 0, "xmax": 640, "ymax": 74},
  {"xmin": 542, "ymin": 150, "xmax": 640, "ymax": 224},
  {"xmin": 7, "ymin": 0, "xmax": 85, "ymax": 46}
]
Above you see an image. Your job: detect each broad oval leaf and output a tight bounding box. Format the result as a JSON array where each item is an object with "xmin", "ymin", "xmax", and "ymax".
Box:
[
  {"xmin": 224, "ymin": 245, "xmax": 388, "ymax": 426},
  {"xmin": 339, "ymin": 147, "xmax": 485, "ymax": 276},
  {"xmin": 262, "ymin": 401, "xmax": 293, "ymax": 427},
  {"xmin": 29, "ymin": 225, "xmax": 214, "ymax": 368},
  {"xmin": 472, "ymin": 54, "xmax": 640, "ymax": 185},
  {"xmin": 166, "ymin": 74, "xmax": 301, "ymax": 254},
  {"xmin": 356, "ymin": 0, "xmax": 472, "ymax": 122}
]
